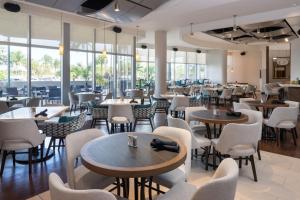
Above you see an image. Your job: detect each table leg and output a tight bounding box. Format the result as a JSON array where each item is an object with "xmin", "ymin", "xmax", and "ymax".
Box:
[
  {"xmin": 140, "ymin": 177, "xmax": 146, "ymax": 200},
  {"xmin": 205, "ymin": 123, "xmax": 212, "ymax": 139},
  {"xmin": 134, "ymin": 177, "xmax": 139, "ymax": 200}
]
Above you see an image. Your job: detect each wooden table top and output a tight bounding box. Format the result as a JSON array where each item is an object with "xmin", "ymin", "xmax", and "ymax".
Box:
[
  {"xmin": 101, "ymin": 98, "xmax": 141, "ymax": 106},
  {"xmin": 245, "ymin": 100, "xmax": 288, "ymax": 109},
  {"xmin": 0, "ymin": 96, "xmax": 30, "ymax": 102},
  {"xmin": 81, "ymin": 133, "xmax": 187, "ymax": 178},
  {"xmin": 190, "ymin": 109, "xmax": 248, "ymax": 124},
  {"xmin": 0, "ymin": 106, "xmax": 68, "ymax": 121}
]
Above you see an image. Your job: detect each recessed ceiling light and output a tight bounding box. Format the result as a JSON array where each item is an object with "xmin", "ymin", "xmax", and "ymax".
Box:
[
  {"xmin": 114, "ymin": 0, "xmax": 120, "ymax": 12},
  {"xmin": 285, "ymin": 37, "xmax": 289, "ymax": 42}
]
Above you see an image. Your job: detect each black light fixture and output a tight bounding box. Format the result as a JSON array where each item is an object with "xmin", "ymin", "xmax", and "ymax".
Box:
[
  {"xmin": 4, "ymin": 2, "xmax": 20, "ymax": 12},
  {"xmin": 141, "ymin": 44, "xmax": 147, "ymax": 49},
  {"xmin": 233, "ymin": 15, "xmax": 238, "ymax": 32},
  {"xmin": 196, "ymin": 49, "xmax": 201, "ymax": 53},
  {"xmin": 173, "ymin": 47, "xmax": 178, "ymax": 51},
  {"xmin": 190, "ymin": 23, "xmax": 194, "ymax": 36},
  {"xmin": 297, "ymin": 29, "xmax": 300, "ymax": 35},
  {"xmin": 114, "ymin": 0, "xmax": 120, "ymax": 12}
]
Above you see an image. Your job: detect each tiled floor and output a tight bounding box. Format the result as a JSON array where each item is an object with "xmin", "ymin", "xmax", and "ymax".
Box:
[{"xmin": 27, "ymin": 151, "xmax": 300, "ymax": 200}]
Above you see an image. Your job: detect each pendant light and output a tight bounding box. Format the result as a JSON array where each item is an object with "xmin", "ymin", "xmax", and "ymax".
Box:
[
  {"xmin": 233, "ymin": 15, "xmax": 238, "ymax": 32},
  {"xmin": 102, "ymin": 22, "xmax": 107, "ymax": 58},
  {"xmin": 114, "ymin": 0, "xmax": 120, "ymax": 12},
  {"xmin": 190, "ymin": 23, "xmax": 194, "ymax": 36},
  {"xmin": 59, "ymin": 14, "xmax": 64, "ymax": 55},
  {"xmin": 135, "ymin": 25, "xmax": 140, "ymax": 61}
]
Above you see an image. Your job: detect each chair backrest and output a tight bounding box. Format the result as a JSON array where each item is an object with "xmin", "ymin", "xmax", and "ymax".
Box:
[
  {"xmin": 68, "ymin": 92, "xmax": 78, "ymax": 104},
  {"xmin": 65, "ymin": 129, "xmax": 105, "ymax": 189},
  {"xmin": 78, "ymin": 94, "xmax": 95, "ymax": 104},
  {"xmin": 108, "ymin": 104, "xmax": 134, "ymax": 123},
  {"xmin": 0, "ymin": 101, "xmax": 9, "ymax": 114},
  {"xmin": 233, "ymin": 102, "xmax": 251, "ymax": 112},
  {"xmin": 267, "ymin": 107, "xmax": 299, "ymax": 127},
  {"xmin": 130, "ymin": 89, "xmax": 144, "ymax": 99},
  {"xmin": 220, "ymin": 89, "xmax": 232, "ymax": 99},
  {"xmin": 133, "ymin": 104, "xmax": 153, "ymax": 118},
  {"xmin": 185, "ymin": 106, "xmax": 207, "ymax": 124},
  {"xmin": 192, "ymin": 158, "xmax": 238, "ymax": 200},
  {"xmin": 167, "ymin": 115, "xmax": 193, "ymax": 133},
  {"xmin": 169, "ymin": 96, "xmax": 189, "ymax": 110},
  {"xmin": 239, "ymin": 98, "xmax": 255, "ymax": 103},
  {"xmin": 284, "ymin": 100, "xmax": 300, "ymax": 108},
  {"xmin": 215, "ymin": 122, "xmax": 261, "ymax": 154},
  {"xmin": 232, "ymin": 86, "xmax": 244, "ymax": 95},
  {"xmin": 6, "ymin": 87, "xmax": 18, "ymax": 96},
  {"xmin": 0, "ymin": 119, "xmax": 43, "ymax": 149},
  {"xmin": 239, "ymin": 109, "xmax": 263, "ymax": 139},
  {"xmin": 26, "ymin": 97, "xmax": 40, "ymax": 107},
  {"xmin": 49, "ymin": 173, "xmax": 116, "ymax": 200},
  {"xmin": 153, "ymin": 126, "xmax": 191, "ymax": 177}
]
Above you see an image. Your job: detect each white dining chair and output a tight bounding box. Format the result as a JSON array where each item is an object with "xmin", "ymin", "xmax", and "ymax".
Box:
[
  {"xmin": 169, "ymin": 96, "xmax": 189, "ymax": 118},
  {"xmin": 284, "ymin": 100, "xmax": 300, "ymax": 108},
  {"xmin": 185, "ymin": 106, "xmax": 207, "ymax": 134},
  {"xmin": 219, "ymin": 88, "xmax": 232, "ymax": 105},
  {"xmin": 68, "ymin": 92, "xmax": 79, "ymax": 113},
  {"xmin": 212, "ymin": 119, "xmax": 261, "ymax": 181},
  {"xmin": 108, "ymin": 104, "xmax": 134, "ymax": 133},
  {"xmin": 167, "ymin": 115, "xmax": 211, "ymax": 169},
  {"xmin": 49, "ymin": 173, "xmax": 120, "ymax": 200},
  {"xmin": 65, "ymin": 128, "xmax": 115, "ymax": 189},
  {"xmin": 233, "ymin": 102, "xmax": 252, "ymax": 112},
  {"xmin": 263, "ymin": 107, "xmax": 298, "ymax": 146},
  {"xmin": 151, "ymin": 126, "xmax": 191, "ymax": 193},
  {"xmin": 0, "ymin": 119, "xmax": 46, "ymax": 176},
  {"xmin": 157, "ymin": 158, "xmax": 239, "ymax": 200}
]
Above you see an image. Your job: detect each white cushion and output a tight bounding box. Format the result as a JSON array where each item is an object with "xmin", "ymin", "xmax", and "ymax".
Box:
[
  {"xmin": 74, "ymin": 165, "xmax": 115, "ymax": 190},
  {"xmin": 111, "ymin": 117, "xmax": 129, "ymax": 124},
  {"xmin": 1, "ymin": 140, "xmax": 33, "ymax": 151},
  {"xmin": 228, "ymin": 144, "xmax": 256, "ymax": 157},
  {"xmin": 157, "ymin": 181, "xmax": 197, "ymax": 200},
  {"xmin": 193, "ymin": 133, "xmax": 211, "ymax": 148},
  {"xmin": 277, "ymin": 121, "xmax": 296, "ymax": 129},
  {"xmin": 153, "ymin": 165, "xmax": 185, "ymax": 188}
]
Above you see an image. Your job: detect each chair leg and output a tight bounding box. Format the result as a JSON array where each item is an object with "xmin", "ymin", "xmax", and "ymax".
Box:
[
  {"xmin": 149, "ymin": 118, "xmax": 154, "ymax": 131},
  {"xmin": 205, "ymin": 146, "xmax": 209, "ymax": 170},
  {"xmin": 212, "ymin": 147, "xmax": 217, "ymax": 170},
  {"xmin": 12, "ymin": 151, "xmax": 16, "ymax": 167},
  {"xmin": 90, "ymin": 119, "xmax": 95, "ymax": 128},
  {"xmin": 249, "ymin": 155, "xmax": 257, "ymax": 182},
  {"xmin": 292, "ymin": 128, "xmax": 297, "ymax": 146},
  {"xmin": 105, "ymin": 120, "xmax": 110, "ymax": 132},
  {"xmin": 46, "ymin": 137, "xmax": 54, "ymax": 157},
  {"xmin": 295, "ymin": 127, "xmax": 298, "ymax": 138},
  {"xmin": 28, "ymin": 148, "xmax": 32, "ymax": 175},
  {"xmin": 257, "ymin": 141, "xmax": 262, "ymax": 160},
  {"xmin": 133, "ymin": 120, "xmax": 137, "ymax": 131},
  {"xmin": 148, "ymin": 177, "xmax": 153, "ymax": 200},
  {"xmin": 0, "ymin": 150, "xmax": 8, "ymax": 176},
  {"xmin": 238, "ymin": 157, "xmax": 242, "ymax": 169},
  {"xmin": 40, "ymin": 142, "xmax": 44, "ymax": 161},
  {"xmin": 156, "ymin": 183, "xmax": 160, "ymax": 195}
]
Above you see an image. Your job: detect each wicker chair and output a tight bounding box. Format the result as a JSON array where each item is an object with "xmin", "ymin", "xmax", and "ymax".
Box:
[
  {"xmin": 133, "ymin": 103, "xmax": 156, "ymax": 131},
  {"xmin": 43, "ymin": 112, "xmax": 86, "ymax": 156},
  {"xmin": 150, "ymin": 96, "xmax": 169, "ymax": 114},
  {"xmin": 90, "ymin": 105, "xmax": 109, "ymax": 132}
]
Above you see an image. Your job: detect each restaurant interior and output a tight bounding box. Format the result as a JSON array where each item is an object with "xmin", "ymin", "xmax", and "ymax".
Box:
[{"xmin": 1, "ymin": 0, "xmax": 300, "ymax": 200}]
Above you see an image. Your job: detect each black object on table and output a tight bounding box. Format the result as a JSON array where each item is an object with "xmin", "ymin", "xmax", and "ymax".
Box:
[
  {"xmin": 34, "ymin": 109, "xmax": 48, "ymax": 117},
  {"xmin": 151, "ymin": 138, "xmax": 180, "ymax": 153}
]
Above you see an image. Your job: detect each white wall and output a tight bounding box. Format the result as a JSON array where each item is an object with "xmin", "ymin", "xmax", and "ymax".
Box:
[
  {"xmin": 227, "ymin": 49, "xmax": 263, "ymax": 89},
  {"xmin": 206, "ymin": 50, "xmax": 227, "ymax": 84},
  {"xmin": 291, "ymin": 38, "xmax": 300, "ymax": 81}
]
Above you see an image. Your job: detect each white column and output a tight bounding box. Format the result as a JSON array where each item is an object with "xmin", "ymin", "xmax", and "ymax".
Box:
[
  {"xmin": 61, "ymin": 22, "xmax": 70, "ymax": 105},
  {"xmin": 154, "ymin": 31, "xmax": 167, "ymax": 97},
  {"xmin": 291, "ymin": 38, "xmax": 300, "ymax": 81}
]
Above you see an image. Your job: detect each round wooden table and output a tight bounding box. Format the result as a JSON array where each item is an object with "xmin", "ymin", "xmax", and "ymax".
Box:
[
  {"xmin": 190, "ymin": 109, "xmax": 248, "ymax": 139},
  {"xmin": 81, "ymin": 132, "xmax": 187, "ymax": 200},
  {"xmin": 245, "ymin": 100, "xmax": 288, "ymax": 118}
]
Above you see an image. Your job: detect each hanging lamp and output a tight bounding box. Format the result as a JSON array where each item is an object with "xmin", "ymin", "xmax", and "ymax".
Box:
[
  {"xmin": 58, "ymin": 14, "xmax": 64, "ymax": 55},
  {"xmin": 102, "ymin": 22, "xmax": 107, "ymax": 58},
  {"xmin": 135, "ymin": 25, "xmax": 140, "ymax": 61}
]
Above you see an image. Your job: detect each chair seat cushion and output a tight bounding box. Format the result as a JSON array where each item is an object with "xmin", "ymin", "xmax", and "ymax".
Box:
[
  {"xmin": 74, "ymin": 165, "xmax": 115, "ymax": 190},
  {"xmin": 157, "ymin": 181, "xmax": 197, "ymax": 200},
  {"xmin": 192, "ymin": 134, "xmax": 211, "ymax": 148},
  {"xmin": 111, "ymin": 117, "xmax": 129, "ymax": 124},
  {"xmin": 153, "ymin": 166, "xmax": 186, "ymax": 188},
  {"xmin": 228, "ymin": 144, "xmax": 256, "ymax": 157},
  {"xmin": 277, "ymin": 121, "xmax": 296, "ymax": 129},
  {"xmin": 1, "ymin": 140, "xmax": 33, "ymax": 151}
]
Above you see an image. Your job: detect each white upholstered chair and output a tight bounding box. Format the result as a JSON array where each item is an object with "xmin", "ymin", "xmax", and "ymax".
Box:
[
  {"xmin": 233, "ymin": 102, "xmax": 252, "ymax": 112},
  {"xmin": 65, "ymin": 129, "xmax": 115, "ymax": 189},
  {"xmin": 169, "ymin": 96, "xmax": 189, "ymax": 118},
  {"xmin": 185, "ymin": 106, "xmax": 207, "ymax": 134},
  {"xmin": 108, "ymin": 104, "xmax": 134, "ymax": 133},
  {"xmin": 49, "ymin": 173, "xmax": 120, "ymax": 200},
  {"xmin": 151, "ymin": 126, "xmax": 191, "ymax": 192},
  {"xmin": 212, "ymin": 115, "xmax": 261, "ymax": 181},
  {"xmin": 219, "ymin": 88, "xmax": 232, "ymax": 105},
  {"xmin": 263, "ymin": 107, "xmax": 298, "ymax": 146},
  {"xmin": 68, "ymin": 92, "xmax": 79, "ymax": 113},
  {"xmin": 0, "ymin": 119, "xmax": 46, "ymax": 176},
  {"xmin": 285, "ymin": 100, "xmax": 300, "ymax": 108},
  {"xmin": 157, "ymin": 158, "xmax": 239, "ymax": 200},
  {"xmin": 167, "ymin": 115, "xmax": 211, "ymax": 169}
]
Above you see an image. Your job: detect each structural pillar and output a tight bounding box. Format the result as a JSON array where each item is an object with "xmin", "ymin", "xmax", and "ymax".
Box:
[
  {"xmin": 154, "ymin": 31, "xmax": 167, "ymax": 97},
  {"xmin": 61, "ymin": 22, "xmax": 70, "ymax": 105},
  {"xmin": 132, "ymin": 36, "xmax": 137, "ymax": 89}
]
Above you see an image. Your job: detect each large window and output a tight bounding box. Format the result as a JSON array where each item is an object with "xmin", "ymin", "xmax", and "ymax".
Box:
[
  {"xmin": 167, "ymin": 50, "xmax": 207, "ymax": 82},
  {"xmin": 136, "ymin": 47, "xmax": 155, "ymax": 88}
]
